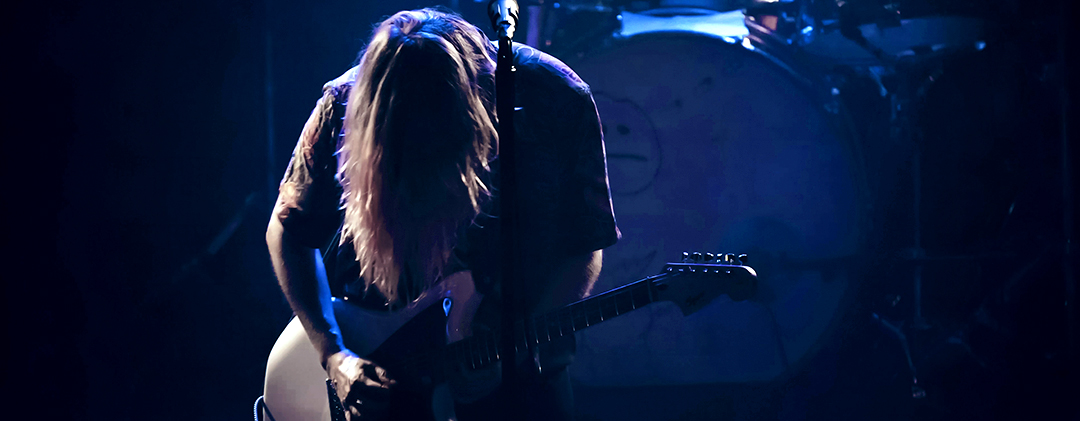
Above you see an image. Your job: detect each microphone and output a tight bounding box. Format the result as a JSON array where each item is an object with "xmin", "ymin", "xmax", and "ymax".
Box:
[{"xmin": 487, "ymin": 0, "xmax": 520, "ymax": 40}]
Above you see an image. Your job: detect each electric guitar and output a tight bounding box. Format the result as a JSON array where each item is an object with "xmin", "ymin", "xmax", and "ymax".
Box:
[{"xmin": 261, "ymin": 252, "xmax": 757, "ymax": 421}]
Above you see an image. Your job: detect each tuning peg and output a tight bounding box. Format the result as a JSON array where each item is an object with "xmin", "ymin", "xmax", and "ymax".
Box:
[
  {"xmin": 724, "ymin": 253, "xmax": 736, "ymax": 263},
  {"xmin": 703, "ymin": 252, "xmax": 715, "ymax": 262},
  {"xmin": 738, "ymin": 254, "xmax": 748, "ymax": 265},
  {"xmin": 691, "ymin": 252, "xmax": 703, "ymax": 262},
  {"xmin": 682, "ymin": 251, "xmax": 691, "ymax": 262}
]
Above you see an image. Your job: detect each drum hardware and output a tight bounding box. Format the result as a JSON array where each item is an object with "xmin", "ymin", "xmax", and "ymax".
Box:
[
  {"xmin": 744, "ymin": 3, "xmax": 1011, "ymax": 410},
  {"xmin": 744, "ymin": 0, "xmax": 986, "ymax": 71},
  {"xmin": 536, "ymin": 2, "xmax": 1025, "ymax": 414},
  {"xmin": 564, "ymin": 12, "xmax": 869, "ymax": 386},
  {"xmin": 811, "ymin": 16, "xmax": 981, "ymax": 335},
  {"xmin": 871, "ymin": 312, "xmax": 925, "ymax": 399},
  {"xmin": 536, "ymin": 2, "xmax": 622, "ymax": 58},
  {"xmin": 657, "ymin": 0, "xmax": 750, "ymax": 11},
  {"xmin": 883, "ymin": 60, "xmax": 956, "ymax": 332},
  {"xmin": 618, "ymin": 8, "xmax": 748, "ymax": 41},
  {"xmin": 835, "ymin": 0, "xmax": 901, "ymax": 67},
  {"xmin": 534, "ymin": 2, "xmax": 755, "ymax": 58},
  {"xmin": 866, "ymin": 242, "xmax": 1052, "ymax": 412}
]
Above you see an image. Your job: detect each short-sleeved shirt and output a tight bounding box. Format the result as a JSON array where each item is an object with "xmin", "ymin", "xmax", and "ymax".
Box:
[{"xmin": 277, "ymin": 43, "xmax": 619, "ymax": 311}]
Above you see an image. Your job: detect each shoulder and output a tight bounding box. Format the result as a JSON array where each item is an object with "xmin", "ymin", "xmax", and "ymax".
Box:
[
  {"xmin": 509, "ymin": 42, "xmax": 592, "ymax": 97},
  {"xmin": 321, "ymin": 66, "xmax": 359, "ymax": 103}
]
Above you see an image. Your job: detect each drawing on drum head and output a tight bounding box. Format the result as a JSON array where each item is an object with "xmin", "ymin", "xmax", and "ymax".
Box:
[
  {"xmin": 595, "ymin": 93, "xmax": 663, "ymax": 196},
  {"xmin": 567, "ymin": 25, "xmax": 867, "ymax": 387}
]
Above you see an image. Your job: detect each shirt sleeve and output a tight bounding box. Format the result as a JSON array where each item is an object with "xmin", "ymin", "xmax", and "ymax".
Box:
[
  {"xmin": 557, "ymin": 86, "xmax": 621, "ymax": 255},
  {"xmin": 275, "ymin": 88, "xmax": 345, "ymax": 249},
  {"xmin": 507, "ymin": 46, "xmax": 620, "ymax": 259}
]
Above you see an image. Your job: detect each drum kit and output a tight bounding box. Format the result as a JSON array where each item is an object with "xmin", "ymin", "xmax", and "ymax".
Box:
[{"xmin": 499, "ymin": 0, "xmax": 1048, "ymax": 416}]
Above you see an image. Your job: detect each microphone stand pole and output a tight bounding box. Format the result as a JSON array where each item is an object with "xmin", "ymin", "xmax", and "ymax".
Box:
[{"xmin": 490, "ymin": 0, "xmax": 522, "ymax": 415}]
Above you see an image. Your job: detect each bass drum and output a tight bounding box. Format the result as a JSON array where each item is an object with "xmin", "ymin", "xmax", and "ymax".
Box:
[{"xmin": 567, "ymin": 21, "xmax": 869, "ymax": 386}]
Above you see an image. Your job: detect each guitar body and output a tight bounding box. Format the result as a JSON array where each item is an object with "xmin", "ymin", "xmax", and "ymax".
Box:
[
  {"xmin": 261, "ymin": 254, "xmax": 757, "ymax": 421},
  {"xmin": 262, "ymin": 271, "xmax": 484, "ymax": 421}
]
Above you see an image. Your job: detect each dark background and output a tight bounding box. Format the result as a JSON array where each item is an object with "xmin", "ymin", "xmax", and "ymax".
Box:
[{"xmin": 6, "ymin": 0, "xmax": 1077, "ymax": 420}]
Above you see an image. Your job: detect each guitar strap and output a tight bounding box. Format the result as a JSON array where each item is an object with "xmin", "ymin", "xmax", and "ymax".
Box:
[
  {"xmin": 320, "ymin": 222, "xmax": 350, "ymax": 300},
  {"xmin": 321, "ymin": 217, "xmax": 478, "ymax": 302}
]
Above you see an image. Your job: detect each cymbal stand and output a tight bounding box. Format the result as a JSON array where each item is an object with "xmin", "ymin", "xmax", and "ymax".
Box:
[
  {"xmin": 890, "ymin": 66, "xmax": 942, "ymax": 332},
  {"xmin": 863, "ymin": 46, "xmax": 948, "ymax": 403}
]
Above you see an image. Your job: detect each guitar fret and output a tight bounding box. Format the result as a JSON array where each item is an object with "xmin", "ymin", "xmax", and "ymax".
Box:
[
  {"xmin": 571, "ymin": 303, "xmax": 587, "ymax": 331},
  {"xmin": 517, "ymin": 321, "xmax": 529, "ymax": 355},
  {"xmin": 559, "ymin": 307, "xmax": 573, "ymax": 336},
  {"xmin": 601, "ymin": 295, "xmax": 617, "ymax": 319},
  {"xmin": 568, "ymin": 304, "xmax": 579, "ymax": 331},
  {"xmin": 533, "ymin": 314, "xmax": 543, "ymax": 343},
  {"xmin": 616, "ymin": 290, "xmax": 633, "ymax": 314},
  {"xmin": 557, "ymin": 309, "xmax": 566, "ymax": 336},
  {"xmin": 466, "ymin": 340, "xmax": 476, "ymax": 369},
  {"xmin": 480, "ymin": 336, "xmax": 489, "ymax": 366},
  {"xmin": 632, "ymin": 283, "xmax": 651, "ymax": 308},
  {"xmin": 548, "ymin": 312, "xmax": 557, "ymax": 340},
  {"xmin": 473, "ymin": 340, "xmax": 481, "ymax": 369},
  {"xmin": 544, "ymin": 313, "xmax": 555, "ymax": 342},
  {"xmin": 480, "ymin": 339, "xmax": 486, "ymax": 367},
  {"xmin": 485, "ymin": 335, "xmax": 494, "ymax": 365},
  {"xmin": 437, "ymin": 275, "xmax": 679, "ymax": 375},
  {"xmin": 438, "ymin": 276, "xmax": 676, "ymax": 372}
]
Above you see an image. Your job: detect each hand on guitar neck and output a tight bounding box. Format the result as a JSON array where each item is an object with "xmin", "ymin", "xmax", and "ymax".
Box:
[{"xmin": 262, "ymin": 251, "xmax": 757, "ymax": 421}]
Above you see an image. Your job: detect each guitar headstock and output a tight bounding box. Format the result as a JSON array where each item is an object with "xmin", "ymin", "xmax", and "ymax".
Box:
[{"xmin": 653, "ymin": 251, "xmax": 758, "ymax": 315}]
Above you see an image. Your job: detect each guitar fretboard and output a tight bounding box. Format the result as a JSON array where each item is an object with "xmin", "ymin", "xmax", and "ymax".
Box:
[{"xmin": 444, "ymin": 274, "xmax": 661, "ymax": 369}]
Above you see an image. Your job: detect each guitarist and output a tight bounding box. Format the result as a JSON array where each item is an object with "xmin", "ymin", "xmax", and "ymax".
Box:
[{"xmin": 266, "ymin": 8, "xmax": 620, "ymax": 421}]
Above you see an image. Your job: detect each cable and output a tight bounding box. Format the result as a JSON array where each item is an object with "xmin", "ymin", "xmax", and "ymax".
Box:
[{"xmin": 253, "ymin": 396, "xmax": 276, "ymax": 421}]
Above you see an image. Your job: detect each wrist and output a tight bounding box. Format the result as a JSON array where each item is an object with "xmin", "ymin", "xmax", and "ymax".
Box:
[
  {"xmin": 322, "ymin": 348, "xmax": 356, "ymax": 371},
  {"xmin": 320, "ymin": 343, "xmax": 347, "ymax": 369}
]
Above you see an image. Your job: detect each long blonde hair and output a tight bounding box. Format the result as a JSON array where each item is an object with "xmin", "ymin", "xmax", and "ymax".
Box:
[{"xmin": 338, "ymin": 9, "xmax": 497, "ymax": 305}]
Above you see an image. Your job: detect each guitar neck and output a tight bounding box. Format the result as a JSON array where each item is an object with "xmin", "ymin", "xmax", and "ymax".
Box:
[{"xmin": 445, "ymin": 273, "xmax": 665, "ymax": 369}]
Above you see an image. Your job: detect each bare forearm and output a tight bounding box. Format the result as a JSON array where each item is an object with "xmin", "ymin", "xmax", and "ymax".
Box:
[
  {"xmin": 530, "ymin": 250, "xmax": 603, "ymax": 314},
  {"xmin": 266, "ymin": 210, "xmax": 344, "ymax": 367}
]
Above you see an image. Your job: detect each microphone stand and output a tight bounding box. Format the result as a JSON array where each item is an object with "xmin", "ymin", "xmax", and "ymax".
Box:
[{"xmin": 490, "ymin": 0, "xmax": 522, "ymax": 416}]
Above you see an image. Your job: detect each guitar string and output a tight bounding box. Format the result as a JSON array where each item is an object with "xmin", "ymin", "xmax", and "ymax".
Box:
[
  {"xmin": 395, "ymin": 278, "xmax": 661, "ymax": 372},
  {"xmin": 389, "ymin": 279, "xmax": 660, "ymax": 375}
]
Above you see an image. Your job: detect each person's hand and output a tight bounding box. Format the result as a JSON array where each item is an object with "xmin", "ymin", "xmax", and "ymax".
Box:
[{"xmin": 326, "ymin": 350, "xmax": 396, "ymax": 420}]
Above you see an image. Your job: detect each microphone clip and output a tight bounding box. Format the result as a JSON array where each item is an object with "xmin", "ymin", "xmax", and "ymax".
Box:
[{"xmin": 488, "ymin": 0, "xmax": 520, "ymax": 40}]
